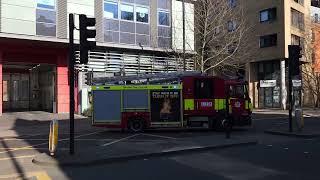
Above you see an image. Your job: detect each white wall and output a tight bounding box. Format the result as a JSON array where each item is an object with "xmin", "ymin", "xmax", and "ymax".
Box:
[
  {"xmin": 171, "ymin": 0, "xmax": 194, "ymax": 52},
  {"xmin": 67, "ymin": 0, "xmax": 95, "ymax": 39},
  {"xmin": 1, "ymin": 0, "xmax": 36, "ymax": 35}
]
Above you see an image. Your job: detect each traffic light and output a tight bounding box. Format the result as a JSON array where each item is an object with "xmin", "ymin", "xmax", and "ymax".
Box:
[
  {"xmin": 288, "ymin": 45, "xmax": 302, "ymax": 77},
  {"xmin": 85, "ymin": 72, "xmax": 93, "ymax": 85},
  {"xmin": 79, "ymin": 14, "xmax": 96, "ymax": 64}
]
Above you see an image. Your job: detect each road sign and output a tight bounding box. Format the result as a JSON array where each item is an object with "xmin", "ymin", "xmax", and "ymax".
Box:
[{"xmin": 292, "ymin": 80, "xmax": 302, "ymax": 87}]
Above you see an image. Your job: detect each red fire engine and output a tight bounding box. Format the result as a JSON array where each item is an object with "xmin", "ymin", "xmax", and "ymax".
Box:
[
  {"xmin": 225, "ymin": 79, "xmax": 252, "ymax": 127},
  {"xmin": 90, "ymin": 72, "xmax": 248, "ymax": 132}
]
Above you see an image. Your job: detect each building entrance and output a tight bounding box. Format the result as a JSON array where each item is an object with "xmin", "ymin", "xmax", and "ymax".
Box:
[{"xmin": 3, "ymin": 64, "xmax": 56, "ymax": 112}]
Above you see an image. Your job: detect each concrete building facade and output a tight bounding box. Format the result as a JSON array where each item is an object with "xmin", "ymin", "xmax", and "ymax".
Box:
[
  {"xmin": 244, "ymin": 0, "xmax": 311, "ymax": 109},
  {"xmin": 0, "ymin": 0, "xmax": 195, "ymax": 115}
]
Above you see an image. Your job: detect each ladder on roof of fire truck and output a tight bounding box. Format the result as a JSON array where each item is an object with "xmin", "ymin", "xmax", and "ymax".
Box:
[{"xmin": 92, "ymin": 71, "xmax": 204, "ymax": 85}]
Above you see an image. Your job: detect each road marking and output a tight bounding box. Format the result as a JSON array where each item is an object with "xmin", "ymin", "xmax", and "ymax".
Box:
[
  {"xmin": 101, "ymin": 134, "xmax": 140, "ymax": 146},
  {"xmin": 0, "ymin": 171, "xmax": 51, "ymax": 180},
  {"xmin": 0, "ymin": 130, "xmax": 108, "ymax": 154},
  {"xmin": 0, "ymin": 147, "xmax": 69, "ymax": 151},
  {"xmin": 0, "ymin": 155, "xmax": 35, "ymax": 161},
  {"xmin": 1, "ymin": 138, "xmax": 115, "ymax": 141},
  {"xmin": 253, "ymin": 117, "xmax": 287, "ymax": 121},
  {"xmin": 141, "ymin": 133, "xmax": 177, "ymax": 140},
  {"xmin": 33, "ymin": 171, "xmax": 52, "ymax": 180}
]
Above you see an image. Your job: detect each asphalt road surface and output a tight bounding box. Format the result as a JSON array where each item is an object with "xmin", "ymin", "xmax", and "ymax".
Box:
[
  {"xmin": 46, "ymin": 137, "xmax": 320, "ymax": 180},
  {"xmin": 0, "ymin": 114, "xmax": 319, "ymax": 180}
]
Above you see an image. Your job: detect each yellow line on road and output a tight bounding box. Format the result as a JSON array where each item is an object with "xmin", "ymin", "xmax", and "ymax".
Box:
[
  {"xmin": 33, "ymin": 171, "xmax": 52, "ymax": 180},
  {"xmin": 0, "ymin": 171, "xmax": 51, "ymax": 180},
  {"xmin": 0, "ymin": 155, "xmax": 35, "ymax": 161},
  {"xmin": 0, "ymin": 130, "xmax": 107, "ymax": 154}
]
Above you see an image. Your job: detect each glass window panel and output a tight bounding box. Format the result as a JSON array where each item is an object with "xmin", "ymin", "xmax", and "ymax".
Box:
[
  {"xmin": 104, "ymin": 31, "xmax": 119, "ymax": 43},
  {"xmin": 158, "ymin": 11, "xmax": 169, "ymax": 26},
  {"xmin": 37, "ymin": 0, "xmax": 55, "ymax": 9},
  {"xmin": 136, "ymin": 6, "xmax": 149, "ymax": 23},
  {"xmin": 120, "ymin": 21, "xmax": 135, "ymax": 33},
  {"xmin": 36, "ymin": 23, "xmax": 56, "ymax": 37},
  {"xmin": 136, "ymin": 34, "xmax": 150, "ymax": 46},
  {"xmin": 121, "ymin": 4, "xmax": 134, "ymax": 21},
  {"xmin": 260, "ymin": 11, "xmax": 268, "ymax": 22},
  {"xmin": 135, "ymin": 0, "xmax": 150, "ymax": 6},
  {"xmin": 136, "ymin": 23, "xmax": 150, "ymax": 35},
  {"xmin": 158, "ymin": 37, "xmax": 171, "ymax": 48},
  {"xmin": 120, "ymin": 32, "xmax": 135, "ymax": 44},
  {"xmin": 104, "ymin": 19, "xmax": 119, "ymax": 31},
  {"xmin": 158, "ymin": 0, "xmax": 170, "ymax": 9},
  {"xmin": 36, "ymin": 9, "xmax": 56, "ymax": 24},
  {"xmin": 104, "ymin": 1, "xmax": 118, "ymax": 19}
]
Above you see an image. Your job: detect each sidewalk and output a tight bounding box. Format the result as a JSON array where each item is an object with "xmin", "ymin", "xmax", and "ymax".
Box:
[
  {"xmin": 0, "ymin": 111, "xmax": 96, "ymax": 138},
  {"xmin": 32, "ymin": 133, "xmax": 258, "ymax": 167},
  {"xmin": 253, "ymin": 108, "xmax": 320, "ymax": 117}
]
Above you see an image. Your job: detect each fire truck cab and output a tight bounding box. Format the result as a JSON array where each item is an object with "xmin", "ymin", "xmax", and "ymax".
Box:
[{"xmin": 225, "ymin": 79, "xmax": 252, "ymax": 127}]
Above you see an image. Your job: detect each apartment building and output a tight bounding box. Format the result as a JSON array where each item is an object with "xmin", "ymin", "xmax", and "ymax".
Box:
[
  {"xmin": 245, "ymin": 0, "xmax": 311, "ymax": 109},
  {"xmin": 0, "ymin": 0, "xmax": 195, "ymax": 115}
]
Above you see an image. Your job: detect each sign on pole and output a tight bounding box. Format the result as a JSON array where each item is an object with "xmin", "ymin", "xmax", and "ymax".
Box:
[{"xmin": 260, "ymin": 80, "xmax": 277, "ymax": 88}]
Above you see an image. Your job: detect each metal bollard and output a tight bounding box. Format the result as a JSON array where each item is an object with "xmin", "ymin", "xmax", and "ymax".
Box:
[
  {"xmin": 49, "ymin": 120, "xmax": 59, "ymax": 156},
  {"xmin": 295, "ymin": 108, "xmax": 304, "ymax": 131}
]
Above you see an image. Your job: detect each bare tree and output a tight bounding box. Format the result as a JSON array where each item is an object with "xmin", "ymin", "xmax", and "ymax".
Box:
[
  {"xmin": 301, "ymin": 16, "xmax": 320, "ymax": 108},
  {"xmin": 193, "ymin": 0, "xmax": 252, "ymax": 75}
]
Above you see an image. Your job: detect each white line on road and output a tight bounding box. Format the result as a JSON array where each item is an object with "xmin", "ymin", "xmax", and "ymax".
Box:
[
  {"xmin": 253, "ymin": 117, "xmax": 287, "ymax": 121},
  {"xmin": 0, "ymin": 130, "xmax": 108, "ymax": 154},
  {"xmin": 141, "ymin": 133, "xmax": 177, "ymax": 140},
  {"xmin": 101, "ymin": 134, "xmax": 140, "ymax": 147}
]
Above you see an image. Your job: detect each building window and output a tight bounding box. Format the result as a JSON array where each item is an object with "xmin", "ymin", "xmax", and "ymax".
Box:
[
  {"xmin": 260, "ymin": 34, "xmax": 277, "ymax": 48},
  {"xmin": 136, "ymin": 6, "xmax": 149, "ymax": 23},
  {"xmin": 104, "ymin": 1, "xmax": 118, "ymax": 19},
  {"xmin": 291, "ymin": 34, "xmax": 304, "ymax": 50},
  {"xmin": 121, "ymin": 4, "xmax": 134, "ymax": 21},
  {"xmin": 36, "ymin": 0, "xmax": 56, "ymax": 37},
  {"xmin": 291, "ymin": 8, "xmax": 304, "ymax": 30},
  {"xmin": 260, "ymin": 8, "xmax": 277, "ymax": 22},
  {"xmin": 294, "ymin": 0, "xmax": 304, "ymax": 5},
  {"xmin": 158, "ymin": 11, "xmax": 170, "ymax": 26},
  {"xmin": 37, "ymin": 0, "xmax": 55, "ymax": 10},
  {"xmin": 227, "ymin": 20, "xmax": 237, "ymax": 32},
  {"xmin": 228, "ymin": 0, "xmax": 237, "ymax": 8}
]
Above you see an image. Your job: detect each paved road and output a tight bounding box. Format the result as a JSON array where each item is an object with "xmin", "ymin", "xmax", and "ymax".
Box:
[
  {"xmin": 0, "ymin": 111, "xmax": 318, "ymax": 180},
  {"xmin": 44, "ymin": 137, "xmax": 320, "ymax": 180}
]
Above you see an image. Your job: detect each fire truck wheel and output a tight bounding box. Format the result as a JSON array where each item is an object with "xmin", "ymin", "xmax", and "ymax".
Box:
[{"xmin": 128, "ymin": 119, "xmax": 144, "ymax": 133}]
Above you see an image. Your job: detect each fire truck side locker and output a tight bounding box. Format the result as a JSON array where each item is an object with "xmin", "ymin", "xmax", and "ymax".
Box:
[{"xmin": 91, "ymin": 85, "xmax": 183, "ymax": 131}]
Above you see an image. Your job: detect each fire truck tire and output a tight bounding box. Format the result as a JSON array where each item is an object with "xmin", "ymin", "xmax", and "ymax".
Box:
[{"xmin": 128, "ymin": 119, "xmax": 144, "ymax": 133}]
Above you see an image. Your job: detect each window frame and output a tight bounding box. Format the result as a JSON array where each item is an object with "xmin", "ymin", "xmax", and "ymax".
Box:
[
  {"xmin": 120, "ymin": 3, "xmax": 135, "ymax": 22},
  {"xmin": 259, "ymin": 34, "xmax": 278, "ymax": 48},
  {"xmin": 136, "ymin": 5, "xmax": 150, "ymax": 24},
  {"xmin": 157, "ymin": 9, "xmax": 171, "ymax": 27},
  {"xmin": 36, "ymin": 0, "xmax": 57, "ymax": 37},
  {"xmin": 36, "ymin": 0, "xmax": 56, "ymax": 11},
  {"xmin": 259, "ymin": 8, "xmax": 277, "ymax": 23},
  {"xmin": 104, "ymin": 0, "xmax": 119, "ymax": 19}
]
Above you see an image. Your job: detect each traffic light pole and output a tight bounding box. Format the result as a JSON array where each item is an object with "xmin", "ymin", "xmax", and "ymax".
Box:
[
  {"xmin": 288, "ymin": 63, "xmax": 293, "ymax": 132},
  {"xmin": 69, "ymin": 14, "xmax": 75, "ymax": 155}
]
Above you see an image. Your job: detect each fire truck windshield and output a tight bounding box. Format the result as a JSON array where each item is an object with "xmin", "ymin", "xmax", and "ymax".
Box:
[{"xmin": 229, "ymin": 85, "xmax": 245, "ymax": 98}]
